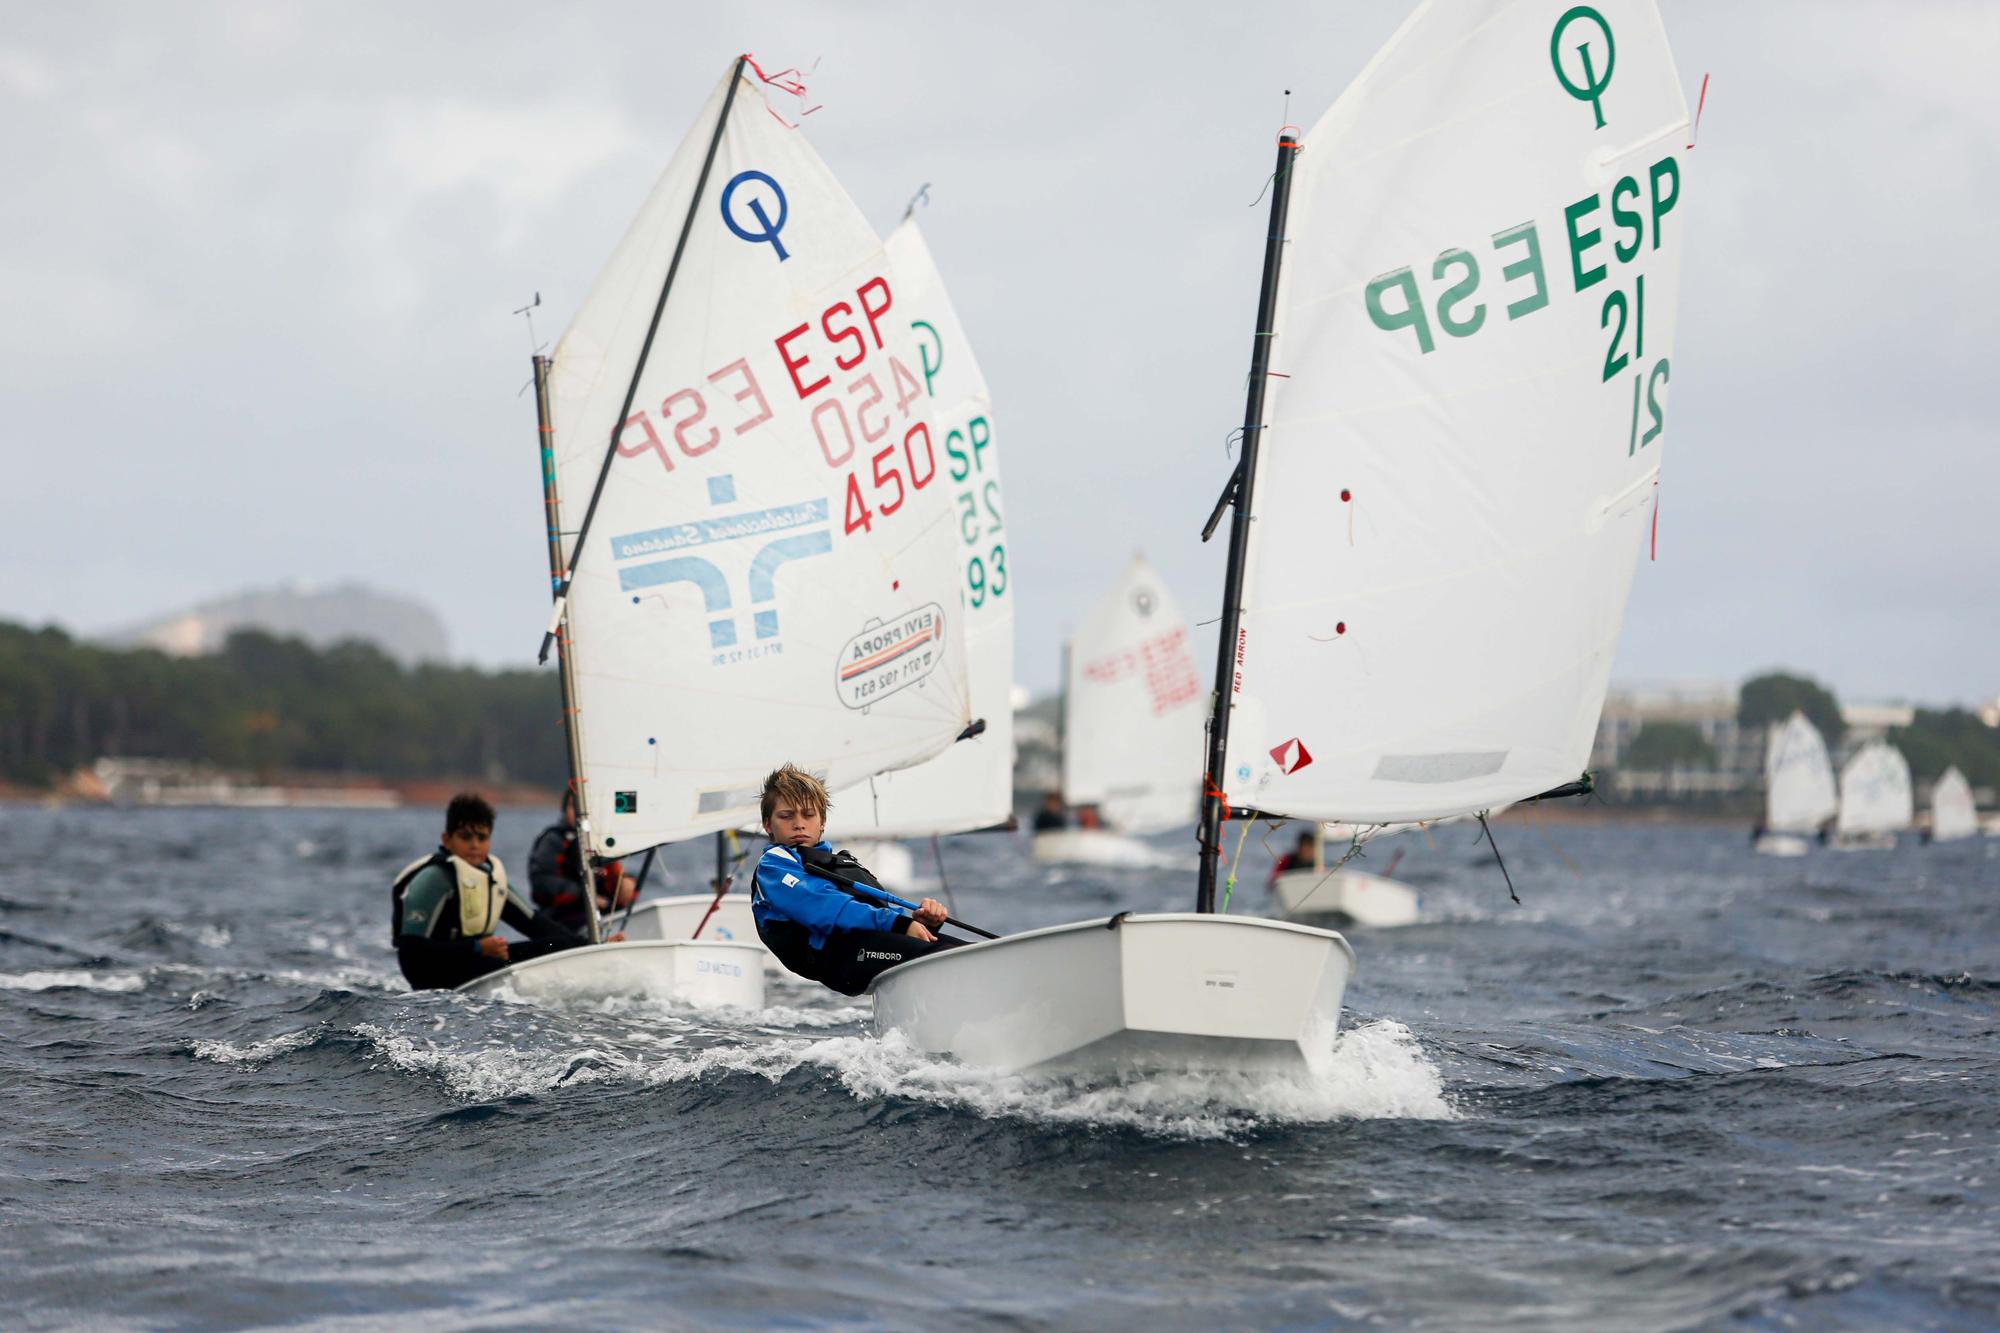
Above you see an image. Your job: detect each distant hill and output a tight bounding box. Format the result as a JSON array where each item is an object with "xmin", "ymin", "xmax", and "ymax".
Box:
[{"xmin": 104, "ymin": 583, "xmax": 450, "ymax": 666}]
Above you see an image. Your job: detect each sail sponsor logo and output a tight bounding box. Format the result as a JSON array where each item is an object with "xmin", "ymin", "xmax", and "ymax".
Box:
[
  {"xmin": 720, "ymin": 170, "xmax": 790, "ymax": 261},
  {"xmin": 1550, "ymin": 6, "xmax": 1615, "ymax": 129},
  {"xmin": 612, "ymin": 473, "xmax": 833, "ymax": 662},
  {"xmin": 1269, "ymin": 738, "xmax": 1313, "ymax": 775},
  {"xmin": 1083, "ymin": 627, "xmax": 1201, "ymax": 717},
  {"xmin": 835, "ymin": 604, "xmax": 945, "ymax": 710}
]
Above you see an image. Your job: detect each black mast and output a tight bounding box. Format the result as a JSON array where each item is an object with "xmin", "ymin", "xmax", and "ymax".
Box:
[{"xmin": 1196, "ymin": 128, "xmax": 1302, "ymax": 914}]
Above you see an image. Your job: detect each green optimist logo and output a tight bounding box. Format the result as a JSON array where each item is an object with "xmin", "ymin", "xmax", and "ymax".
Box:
[{"xmin": 1550, "ymin": 5, "xmax": 1616, "ymax": 129}]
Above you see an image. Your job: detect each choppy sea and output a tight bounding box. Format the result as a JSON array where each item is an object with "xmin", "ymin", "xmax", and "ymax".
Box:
[{"xmin": 2, "ymin": 805, "xmax": 1996, "ymax": 1329}]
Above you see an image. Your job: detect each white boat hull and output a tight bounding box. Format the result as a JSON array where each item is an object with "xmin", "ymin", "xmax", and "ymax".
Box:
[
  {"xmin": 1754, "ymin": 832, "xmax": 1813, "ymax": 857},
  {"xmin": 619, "ymin": 895, "xmax": 782, "ymax": 974},
  {"xmin": 841, "ymin": 839, "xmax": 918, "ymax": 888},
  {"xmin": 456, "ymin": 939, "xmax": 766, "ymax": 1008},
  {"xmin": 1271, "ymin": 867, "xmax": 1421, "ymax": 928},
  {"xmin": 1832, "ymin": 832, "xmax": 1897, "ymax": 852},
  {"xmin": 1029, "ymin": 828, "xmax": 1180, "ymax": 868},
  {"xmin": 869, "ymin": 913, "xmax": 1354, "ymax": 1075}
]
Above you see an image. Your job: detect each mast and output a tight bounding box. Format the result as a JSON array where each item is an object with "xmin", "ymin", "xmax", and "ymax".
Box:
[
  {"xmin": 1196, "ymin": 127, "xmax": 1301, "ymax": 914},
  {"xmin": 1056, "ymin": 638, "xmax": 1071, "ymax": 802},
  {"xmin": 533, "ymin": 353, "xmax": 605, "ymax": 945}
]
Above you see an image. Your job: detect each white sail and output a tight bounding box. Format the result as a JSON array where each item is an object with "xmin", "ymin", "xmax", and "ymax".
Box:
[
  {"xmin": 1062, "ymin": 556, "xmax": 1203, "ymax": 834},
  {"xmin": 1931, "ymin": 765, "xmax": 1978, "ymax": 842},
  {"xmin": 547, "ymin": 66, "xmax": 971, "ymax": 856},
  {"xmin": 1836, "ymin": 741, "xmax": 1914, "ymax": 837},
  {"xmin": 829, "ymin": 217, "xmax": 1015, "ymax": 839},
  {"xmin": 1222, "ymin": 1, "xmax": 1692, "ymax": 823},
  {"xmin": 1765, "ymin": 711, "xmax": 1838, "ymax": 834}
]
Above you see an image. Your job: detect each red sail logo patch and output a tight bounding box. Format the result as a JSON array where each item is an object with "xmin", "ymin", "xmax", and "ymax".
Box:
[{"xmin": 1270, "ymin": 738, "xmax": 1313, "ymax": 775}]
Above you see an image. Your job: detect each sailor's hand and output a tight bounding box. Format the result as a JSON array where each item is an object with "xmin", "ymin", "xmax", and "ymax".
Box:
[
  {"xmin": 915, "ymin": 898, "xmax": 948, "ymax": 929},
  {"xmin": 477, "ymin": 936, "xmax": 510, "ymax": 960},
  {"xmin": 607, "ymin": 931, "xmax": 626, "ymax": 943},
  {"xmin": 902, "ymin": 920, "xmax": 936, "ymax": 943}
]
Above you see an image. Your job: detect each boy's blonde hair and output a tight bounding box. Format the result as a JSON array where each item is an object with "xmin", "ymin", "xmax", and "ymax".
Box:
[{"xmin": 760, "ymin": 763, "xmax": 830, "ymax": 826}]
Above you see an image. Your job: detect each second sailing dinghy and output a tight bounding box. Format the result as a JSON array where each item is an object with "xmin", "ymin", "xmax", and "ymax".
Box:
[
  {"xmin": 1756, "ymin": 712, "xmax": 1838, "ymax": 856},
  {"xmin": 1032, "ymin": 557, "xmax": 1203, "ymax": 869},
  {"xmin": 465, "ymin": 59, "xmax": 974, "ymax": 1006},
  {"xmin": 1833, "ymin": 741, "xmax": 1913, "ymax": 851},
  {"xmin": 1930, "ymin": 766, "xmax": 1978, "ymax": 843},
  {"xmin": 872, "ymin": 0, "xmax": 1695, "ymax": 1075}
]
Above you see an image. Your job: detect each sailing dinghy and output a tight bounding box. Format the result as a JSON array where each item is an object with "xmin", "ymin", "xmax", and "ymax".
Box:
[
  {"xmin": 1832, "ymin": 741, "xmax": 1913, "ymax": 851},
  {"xmin": 1271, "ymin": 827, "xmax": 1421, "ymax": 927},
  {"xmin": 467, "ymin": 59, "xmax": 975, "ymax": 1007},
  {"xmin": 872, "ymin": 0, "xmax": 1695, "ymax": 1075},
  {"xmin": 1755, "ymin": 711, "xmax": 1837, "ymax": 856},
  {"xmin": 1928, "ymin": 765, "xmax": 1977, "ymax": 843},
  {"xmin": 1030, "ymin": 557, "xmax": 1202, "ymax": 869},
  {"xmin": 622, "ymin": 210, "xmax": 1011, "ymax": 949}
]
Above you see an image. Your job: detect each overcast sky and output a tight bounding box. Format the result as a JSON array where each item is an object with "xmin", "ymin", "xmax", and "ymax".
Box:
[{"xmin": 3, "ymin": 2, "xmax": 1994, "ymax": 706}]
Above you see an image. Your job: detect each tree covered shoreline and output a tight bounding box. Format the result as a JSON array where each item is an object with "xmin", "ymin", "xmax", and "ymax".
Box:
[{"xmin": 0, "ymin": 621, "xmax": 566, "ymax": 790}]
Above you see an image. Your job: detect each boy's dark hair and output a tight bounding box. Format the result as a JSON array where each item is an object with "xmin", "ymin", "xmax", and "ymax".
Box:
[{"xmin": 445, "ymin": 791, "xmax": 497, "ymax": 833}]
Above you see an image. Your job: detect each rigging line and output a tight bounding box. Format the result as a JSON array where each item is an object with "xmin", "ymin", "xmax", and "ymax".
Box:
[
  {"xmin": 1477, "ymin": 811, "xmax": 1520, "ymax": 905},
  {"xmin": 1219, "ymin": 815, "xmax": 1256, "ymax": 914},
  {"xmin": 538, "ymin": 54, "xmax": 749, "ymax": 665},
  {"xmin": 930, "ymin": 834, "xmax": 956, "ymax": 916},
  {"xmin": 903, "ymin": 182, "xmax": 931, "ymax": 219}
]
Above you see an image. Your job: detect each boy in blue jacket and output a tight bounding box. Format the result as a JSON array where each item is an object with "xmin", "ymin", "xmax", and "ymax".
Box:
[{"xmin": 752, "ymin": 764, "xmax": 963, "ymax": 995}]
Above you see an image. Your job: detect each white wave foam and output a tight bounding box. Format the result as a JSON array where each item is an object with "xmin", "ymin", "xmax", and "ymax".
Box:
[
  {"xmin": 0, "ymin": 969, "xmax": 145, "ymax": 993},
  {"xmin": 191, "ymin": 1027, "xmax": 319, "ymax": 1066},
  {"xmin": 344, "ymin": 1011, "xmax": 1454, "ymax": 1137}
]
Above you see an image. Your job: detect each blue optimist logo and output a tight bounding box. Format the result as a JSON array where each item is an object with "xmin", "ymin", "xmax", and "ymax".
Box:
[{"xmin": 720, "ymin": 170, "xmax": 790, "ymax": 261}]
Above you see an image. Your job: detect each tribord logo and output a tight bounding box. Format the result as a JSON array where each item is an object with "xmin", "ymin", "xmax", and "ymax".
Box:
[
  {"xmin": 609, "ymin": 472, "xmax": 833, "ymax": 665},
  {"xmin": 835, "ymin": 603, "xmax": 945, "ymax": 711}
]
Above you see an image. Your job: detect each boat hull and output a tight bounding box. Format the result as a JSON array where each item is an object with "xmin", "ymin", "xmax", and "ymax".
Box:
[
  {"xmin": 456, "ymin": 939, "xmax": 767, "ymax": 1008},
  {"xmin": 869, "ymin": 913, "xmax": 1353, "ymax": 1075},
  {"xmin": 1754, "ymin": 832, "xmax": 1813, "ymax": 857},
  {"xmin": 1029, "ymin": 828, "xmax": 1180, "ymax": 868},
  {"xmin": 619, "ymin": 895, "xmax": 782, "ymax": 974},
  {"xmin": 1271, "ymin": 867, "xmax": 1421, "ymax": 927},
  {"xmin": 1832, "ymin": 832, "xmax": 1897, "ymax": 852}
]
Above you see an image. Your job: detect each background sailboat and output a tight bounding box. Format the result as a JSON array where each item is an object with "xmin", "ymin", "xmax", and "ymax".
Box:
[
  {"xmin": 1929, "ymin": 765, "xmax": 1977, "ymax": 843},
  {"xmin": 1032, "ymin": 556, "xmax": 1202, "ymax": 868},
  {"xmin": 1833, "ymin": 740, "xmax": 1913, "ymax": 850},
  {"xmin": 466, "ymin": 59, "xmax": 972, "ymax": 1003},
  {"xmin": 1756, "ymin": 711, "xmax": 1838, "ymax": 856}
]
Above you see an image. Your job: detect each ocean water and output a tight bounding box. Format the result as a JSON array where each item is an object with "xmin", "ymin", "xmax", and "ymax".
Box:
[{"xmin": 2, "ymin": 805, "xmax": 1996, "ymax": 1329}]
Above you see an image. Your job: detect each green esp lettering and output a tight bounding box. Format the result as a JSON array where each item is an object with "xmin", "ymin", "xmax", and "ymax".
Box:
[
  {"xmin": 1564, "ymin": 194, "xmax": 1606, "ymax": 292},
  {"xmin": 1611, "ymin": 176, "xmax": 1642, "ymax": 262},
  {"xmin": 1492, "ymin": 222, "xmax": 1549, "ymax": 320},
  {"xmin": 1431, "ymin": 248, "xmax": 1485, "ymax": 338},
  {"xmin": 1365, "ymin": 266, "xmax": 1434, "ymax": 354},
  {"xmin": 945, "ymin": 427, "xmax": 971, "ymax": 483},
  {"xmin": 1649, "ymin": 155, "xmax": 1679, "ymax": 249}
]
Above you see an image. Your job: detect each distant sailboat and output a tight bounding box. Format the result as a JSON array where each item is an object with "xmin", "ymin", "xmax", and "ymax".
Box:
[
  {"xmin": 1270, "ymin": 826, "xmax": 1421, "ymax": 927},
  {"xmin": 1929, "ymin": 766, "xmax": 1978, "ymax": 843},
  {"xmin": 1031, "ymin": 556, "xmax": 1202, "ymax": 868},
  {"xmin": 872, "ymin": 0, "xmax": 1694, "ymax": 1074},
  {"xmin": 1832, "ymin": 741, "xmax": 1913, "ymax": 851},
  {"xmin": 467, "ymin": 58, "xmax": 975, "ymax": 1004},
  {"xmin": 1755, "ymin": 711, "xmax": 1837, "ymax": 856}
]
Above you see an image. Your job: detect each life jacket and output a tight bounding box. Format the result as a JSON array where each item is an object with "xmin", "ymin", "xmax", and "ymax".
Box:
[{"xmin": 391, "ymin": 851, "xmax": 511, "ymax": 941}]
